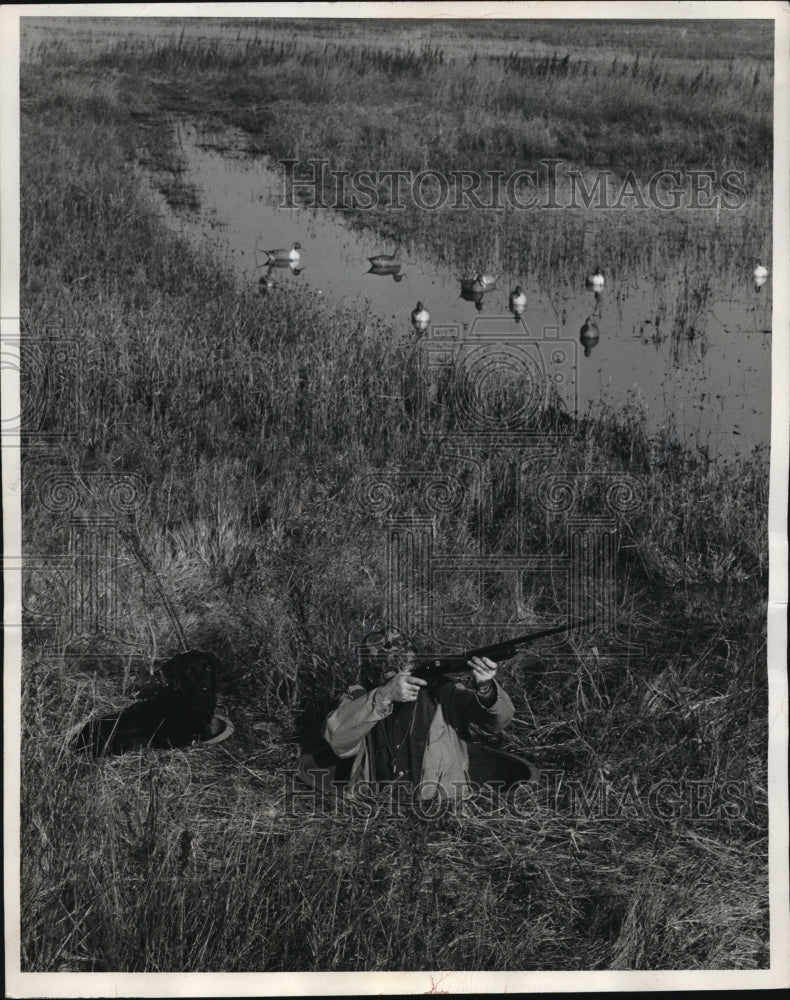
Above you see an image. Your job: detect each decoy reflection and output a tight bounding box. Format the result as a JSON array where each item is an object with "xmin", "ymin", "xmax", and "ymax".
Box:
[
  {"xmin": 367, "ymin": 262, "xmax": 405, "ymax": 282},
  {"xmin": 266, "ymin": 258, "xmax": 305, "ymax": 275},
  {"xmin": 579, "ymin": 317, "xmax": 601, "ymax": 357},
  {"xmin": 460, "ymin": 275, "xmax": 485, "ymax": 311},
  {"xmin": 508, "ymin": 285, "xmax": 527, "ymax": 322},
  {"xmin": 411, "ymin": 301, "xmax": 430, "ymax": 332}
]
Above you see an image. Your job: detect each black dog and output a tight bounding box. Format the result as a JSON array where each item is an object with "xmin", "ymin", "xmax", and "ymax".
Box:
[{"xmin": 74, "ymin": 650, "xmax": 220, "ymax": 756}]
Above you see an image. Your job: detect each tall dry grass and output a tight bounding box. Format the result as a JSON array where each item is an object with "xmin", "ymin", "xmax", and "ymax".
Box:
[{"xmin": 18, "ymin": 31, "xmax": 770, "ymax": 973}]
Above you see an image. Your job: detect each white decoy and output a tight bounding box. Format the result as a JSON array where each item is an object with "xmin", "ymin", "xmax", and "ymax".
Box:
[
  {"xmin": 509, "ymin": 285, "xmax": 527, "ymax": 311},
  {"xmin": 260, "ymin": 242, "xmax": 302, "ymax": 264},
  {"xmin": 586, "ymin": 267, "xmax": 605, "ymax": 291},
  {"xmin": 753, "ymin": 263, "xmax": 769, "ymax": 279},
  {"xmin": 479, "ymin": 271, "xmax": 501, "ymax": 291},
  {"xmin": 411, "ymin": 301, "xmax": 430, "ymax": 331}
]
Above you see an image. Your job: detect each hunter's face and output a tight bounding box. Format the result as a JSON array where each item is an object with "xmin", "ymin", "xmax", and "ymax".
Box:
[
  {"xmin": 360, "ymin": 629, "xmax": 416, "ymax": 687},
  {"xmin": 379, "ymin": 647, "xmax": 415, "ymax": 680}
]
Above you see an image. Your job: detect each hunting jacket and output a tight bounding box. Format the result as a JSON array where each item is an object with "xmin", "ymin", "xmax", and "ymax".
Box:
[{"xmin": 322, "ymin": 679, "xmax": 514, "ymax": 801}]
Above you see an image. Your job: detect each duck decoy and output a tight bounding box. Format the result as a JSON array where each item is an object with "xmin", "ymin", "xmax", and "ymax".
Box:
[
  {"xmin": 368, "ymin": 244, "xmax": 402, "ymax": 268},
  {"xmin": 460, "ymin": 274, "xmax": 485, "ymax": 295},
  {"xmin": 367, "ymin": 262, "xmax": 404, "ymax": 282},
  {"xmin": 753, "ymin": 262, "xmax": 769, "ymax": 290},
  {"xmin": 509, "ymin": 285, "xmax": 527, "ymax": 312},
  {"xmin": 479, "ymin": 271, "xmax": 501, "ymax": 291},
  {"xmin": 585, "ymin": 267, "xmax": 605, "ymax": 291},
  {"xmin": 579, "ymin": 317, "xmax": 600, "ymax": 357},
  {"xmin": 259, "ymin": 241, "xmax": 302, "ymax": 264},
  {"xmin": 411, "ymin": 301, "xmax": 430, "ymax": 331}
]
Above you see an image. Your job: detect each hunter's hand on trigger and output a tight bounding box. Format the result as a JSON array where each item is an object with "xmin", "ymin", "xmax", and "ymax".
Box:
[
  {"xmin": 382, "ymin": 671, "xmax": 427, "ymax": 703},
  {"xmin": 469, "ymin": 655, "xmax": 498, "ymax": 688}
]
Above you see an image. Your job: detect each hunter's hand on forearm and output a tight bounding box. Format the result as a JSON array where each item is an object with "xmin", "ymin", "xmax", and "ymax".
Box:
[
  {"xmin": 469, "ymin": 656, "xmax": 497, "ymax": 693},
  {"xmin": 379, "ymin": 671, "xmax": 427, "ymax": 704}
]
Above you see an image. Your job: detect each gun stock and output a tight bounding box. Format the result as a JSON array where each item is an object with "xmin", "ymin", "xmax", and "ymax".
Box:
[{"xmin": 413, "ymin": 618, "xmax": 593, "ymax": 679}]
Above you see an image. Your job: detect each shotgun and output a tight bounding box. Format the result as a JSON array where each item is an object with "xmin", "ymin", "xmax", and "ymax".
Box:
[{"xmin": 412, "ymin": 619, "xmax": 593, "ymax": 680}]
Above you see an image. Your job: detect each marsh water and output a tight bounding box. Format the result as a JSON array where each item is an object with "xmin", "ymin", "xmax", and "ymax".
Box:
[{"xmin": 153, "ymin": 122, "xmax": 771, "ymax": 461}]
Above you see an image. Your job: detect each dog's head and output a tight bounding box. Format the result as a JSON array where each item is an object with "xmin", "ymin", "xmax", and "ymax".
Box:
[{"xmin": 160, "ymin": 650, "xmax": 219, "ymax": 720}]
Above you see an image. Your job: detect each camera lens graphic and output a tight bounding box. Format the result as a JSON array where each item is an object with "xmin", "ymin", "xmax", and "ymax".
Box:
[{"xmin": 453, "ymin": 345, "xmax": 545, "ymax": 431}]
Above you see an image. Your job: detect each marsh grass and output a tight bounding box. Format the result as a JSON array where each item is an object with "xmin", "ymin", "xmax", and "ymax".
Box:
[
  {"xmin": 18, "ymin": 28, "xmax": 770, "ymax": 973},
  {"xmin": 80, "ymin": 23, "xmax": 770, "ymax": 174},
  {"xmin": 27, "ymin": 19, "xmax": 774, "ymax": 282},
  {"xmin": 92, "ymin": 23, "xmax": 773, "ymax": 292}
]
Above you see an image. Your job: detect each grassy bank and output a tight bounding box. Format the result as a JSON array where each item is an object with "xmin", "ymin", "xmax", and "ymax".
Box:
[{"xmin": 19, "ymin": 28, "xmax": 769, "ymax": 973}]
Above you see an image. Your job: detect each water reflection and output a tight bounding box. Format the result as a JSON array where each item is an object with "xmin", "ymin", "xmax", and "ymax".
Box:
[
  {"xmin": 579, "ymin": 317, "xmax": 601, "ymax": 357},
  {"xmin": 411, "ymin": 301, "xmax": 430, "ymax": 332},
  {"xmin": 367, "ymin": 262, "xmax": 405, "ymax": 282},
  {"xmin": 460, "ymin": 275, "xmax": 485, "ymax": 311},
  {"xmin": 508, "ymin": 285, "xmax": 527, "ymax": 322},
  {"xmin": 265, "ymin": 258, "xmax": 305, "ymax": 276}
]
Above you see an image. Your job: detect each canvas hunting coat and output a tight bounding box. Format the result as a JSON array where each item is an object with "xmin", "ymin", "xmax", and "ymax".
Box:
[{"xmin": 321, "ymin": 678, "xmax": 515, "ymax": 800}]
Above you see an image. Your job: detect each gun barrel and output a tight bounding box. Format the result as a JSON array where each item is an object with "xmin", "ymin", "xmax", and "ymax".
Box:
[
  {"xmin": 466, "ymin": 621, "xmax": 579, "ymax": 660},
  {"xmin": 414, "ymin": 618, "xmax": 593, "ymax": 677}
]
